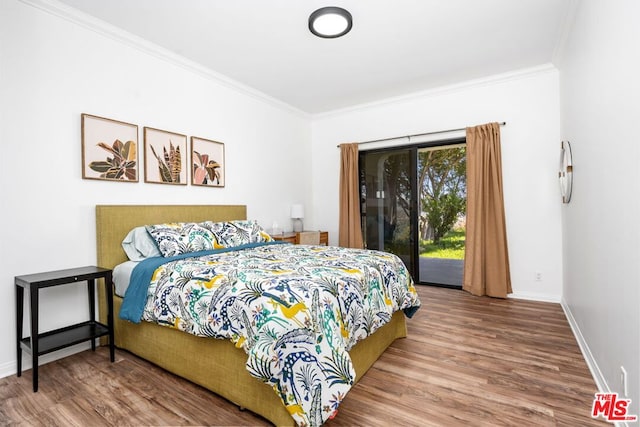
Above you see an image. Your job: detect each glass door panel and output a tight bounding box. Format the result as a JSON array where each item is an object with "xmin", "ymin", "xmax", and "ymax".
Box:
[
  {"xmin": 417, "ymin": 144, "xmax": 466, "ymax": 287},
  {"xmin": 360, "ymin": 149, "xmax": 416, "ymax": 273}
]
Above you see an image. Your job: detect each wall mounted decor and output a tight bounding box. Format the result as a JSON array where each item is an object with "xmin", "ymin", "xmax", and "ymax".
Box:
[
  {"xmin": 81, "ymin": 113, "xmax": 138, "ymax": 182},
  {"xmin": 144, "ymin": 127, "xmax": 188, "ymax": 185},
  {"xmin": 191, "ymin": 136, "xmax": 225, "ymax": 187},
  {"xmin": 559, "ymin": 140, "xmax": 573, "ymax": 203}
]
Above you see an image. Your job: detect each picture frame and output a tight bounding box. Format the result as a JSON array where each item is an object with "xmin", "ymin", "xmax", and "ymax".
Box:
[
  {"xmin": 144, "ymin": 127, "xmax": 188, "ymax": 185},
  {"xmin": 191, "ymin": 136, "xmax": 225, "ymax": 187},
  {"xmin": 81, "ymin": 113, "xmax": 138, "ymax": 182}
]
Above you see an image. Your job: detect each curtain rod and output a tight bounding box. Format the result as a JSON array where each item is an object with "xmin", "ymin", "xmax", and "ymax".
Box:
[{"xmin": 336, "ymin": 121, "xmax": 506, "ymax": 148}]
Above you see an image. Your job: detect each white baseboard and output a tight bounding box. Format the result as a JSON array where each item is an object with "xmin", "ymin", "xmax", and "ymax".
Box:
[
  {"xmin": 561, "ymin": 298, "xmax": 608, "ymax": 391},
  {"xmin": 0, "ymin": 342, "xmax": 91, "ymax": 379},
  {"xmin": 560, "ymin": 299, "xmax": 631, "ymax": 427},
  {"xmin": 508, "ymin": 291, "xmax": 561, "ymax": 303}
]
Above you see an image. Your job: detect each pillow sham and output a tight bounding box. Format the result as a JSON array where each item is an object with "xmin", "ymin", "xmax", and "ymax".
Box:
[
  {"xmin": 122, "ymin": 226, "xmax": 162, "ymax": 261},
  {"xmin": 146, "ymin": 222, "xmax": 220, "ymax": 257},
  {"xmin": 202, "ymin": 219, "xmax": 273, "ymax": 248}
]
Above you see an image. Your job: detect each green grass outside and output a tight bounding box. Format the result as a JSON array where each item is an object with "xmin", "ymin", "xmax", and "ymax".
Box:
[{"xmin": 419, "ymin": 228, "xmax": 465, "ymax": 259}]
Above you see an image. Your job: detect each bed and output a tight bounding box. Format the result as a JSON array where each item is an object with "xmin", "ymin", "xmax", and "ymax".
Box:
[{"xmin": 96, "ymin": 205, "xmax": 419, "ymax": 426}]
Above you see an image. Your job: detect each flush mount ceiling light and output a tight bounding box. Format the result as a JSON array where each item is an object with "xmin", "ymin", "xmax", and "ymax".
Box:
[{"xmin": 309, "ymin": 7, "xmax": 353, "ymax": 38}]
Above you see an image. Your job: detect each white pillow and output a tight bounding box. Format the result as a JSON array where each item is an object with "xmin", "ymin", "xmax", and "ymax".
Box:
[{"xmin": 122, "ymin": 226, "xmax": 161, "ymax": 261}]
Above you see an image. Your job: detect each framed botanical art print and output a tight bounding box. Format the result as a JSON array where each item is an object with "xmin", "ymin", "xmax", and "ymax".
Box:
[
  {"xmin": 144, "ymin": 127, "xmax": 188, "ymax": 185},
  {"xmin": 191, "ymin": 136, "xmax": 225, "ymax": 187},
  {"xmin": 81, "ymin": 113, "xmax": 138, "ymax": 182}
]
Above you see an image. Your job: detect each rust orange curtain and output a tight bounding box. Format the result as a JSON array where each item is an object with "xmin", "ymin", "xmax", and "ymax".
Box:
[
  {"xmin": 339, "ymin": 143, "xmax": 364, "ymax": 248},
  {"xmin": 463, "ymin": 123, "xmax": 512, "ymax": 298}
]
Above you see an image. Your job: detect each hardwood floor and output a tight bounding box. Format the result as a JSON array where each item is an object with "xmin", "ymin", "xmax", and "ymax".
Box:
[{"xmin": 1, "ymin": 285, "xmax": 607, "ymax": 426}]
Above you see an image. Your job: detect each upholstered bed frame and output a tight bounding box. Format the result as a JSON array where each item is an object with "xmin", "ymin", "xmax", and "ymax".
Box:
[{"xmin": 95, "ymin": 204, "xmax": 407, "ymax": 426}]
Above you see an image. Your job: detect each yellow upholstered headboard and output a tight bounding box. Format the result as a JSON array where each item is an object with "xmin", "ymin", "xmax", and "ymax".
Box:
[
  {"xmin": 95, "ymin": 204, "xmax": 247, "ymax": 322},
  {"xmin": 96, "ymin": 204, "xmax": 247, "ymax": 270}
]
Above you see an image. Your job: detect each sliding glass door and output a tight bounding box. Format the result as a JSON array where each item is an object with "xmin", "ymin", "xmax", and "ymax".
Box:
[
  {"xmin": 359, "ymin": 139, "xmax": 466, "ymax": 288},
  {"xmin": 359, "ymin": 148, "xmax": 417, "ymax": 273}
]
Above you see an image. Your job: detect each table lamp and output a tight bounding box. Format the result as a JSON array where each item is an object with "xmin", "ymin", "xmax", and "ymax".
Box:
[{"xmin": 290, "ymin": 204, "xmax": 304, "ymax": 232}]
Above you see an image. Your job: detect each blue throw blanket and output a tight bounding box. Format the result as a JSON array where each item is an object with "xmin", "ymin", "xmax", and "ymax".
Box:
[{"xmin": 119, "ymin": 241, "xmax": 282, "ymax": 323}]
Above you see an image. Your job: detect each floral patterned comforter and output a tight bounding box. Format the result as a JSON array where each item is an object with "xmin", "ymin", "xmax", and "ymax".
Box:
[{"xmin": 125, "ymin": 243, "xmax": 420, "ymax": 426}]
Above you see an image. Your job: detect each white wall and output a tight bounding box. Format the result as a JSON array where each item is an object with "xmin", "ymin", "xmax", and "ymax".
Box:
[
  {"xmin": 0, "ymin": 0, "xmax": 311, "ymax": 376},
  {"xmin": 311, "ymin": 67, "xmax": 564, "ymax": 302},
  {"xmin": 558, "ymin": 0, "xmax": 639, "ymax": 415}
]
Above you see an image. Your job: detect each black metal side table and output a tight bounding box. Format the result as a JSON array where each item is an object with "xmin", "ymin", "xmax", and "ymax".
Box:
[{"xmin": 15, "ymin": 266, "xmax": 115, "ymax": 392}]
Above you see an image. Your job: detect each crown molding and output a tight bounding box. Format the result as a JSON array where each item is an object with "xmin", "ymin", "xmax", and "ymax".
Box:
[
  {"xmin": 19, "ymin": 0, "xmax": 310, "ymax": 119},
  {"xmin": 19, "ymin": 0, "xmax": 564, "ymax": 122},
  {"xmin": 313, "ymin": 63, "xmax": 559, "ymax": 119}
]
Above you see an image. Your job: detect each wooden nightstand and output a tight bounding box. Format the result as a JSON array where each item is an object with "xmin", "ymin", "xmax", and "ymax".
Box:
[{"xmin": 272, "ymin": 231, "xmax": 328, "ymax": 245}]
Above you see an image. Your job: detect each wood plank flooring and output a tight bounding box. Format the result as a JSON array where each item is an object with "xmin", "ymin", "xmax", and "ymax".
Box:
[{"xmin": 1, "ymin": 285, "xmax": 607, "ymax": 426}]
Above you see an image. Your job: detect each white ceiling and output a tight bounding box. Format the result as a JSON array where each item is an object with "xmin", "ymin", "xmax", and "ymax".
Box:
[{"xmin": 54, "ymin": 0, "xmax": 574, "ymax": 114}]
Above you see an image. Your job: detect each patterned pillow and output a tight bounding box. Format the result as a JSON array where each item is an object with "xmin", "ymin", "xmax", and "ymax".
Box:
[
  {"xmin": 202, "ymin": 220, "xmax": 273, "ymax": 248},
  {"xmin": 146, "ymin": 222, "xmax": 220, "ymax": 257}
]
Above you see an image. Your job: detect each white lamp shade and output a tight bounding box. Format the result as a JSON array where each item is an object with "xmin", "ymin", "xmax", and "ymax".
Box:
[{"xmin": 290, "ymin": 204, "xmax": 304, "ymax": 219}]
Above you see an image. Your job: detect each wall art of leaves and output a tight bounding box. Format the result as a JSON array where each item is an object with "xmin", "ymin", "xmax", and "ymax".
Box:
[
  {"xmin": 89, "ymin": 140, "xmax": 137, "ymax": 179},
  {"xmin": 191, "ymin": 136, "xmax": 225, "ymax": 187},
  {"xmin": 82, "ymin": 114, "xmax": 139, "ymax": 182},
  {"xmin": 144, "ymin": 127, "xmax": 188, "ymax": 185},
  {"xmin": 150, "ymin": 141, "xmax": 181, "ymax": 183}
]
